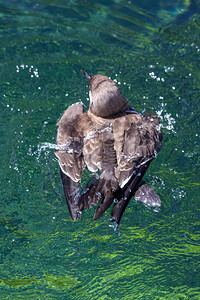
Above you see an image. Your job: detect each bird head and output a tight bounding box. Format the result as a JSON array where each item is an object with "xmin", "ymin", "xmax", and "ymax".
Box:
[{"xmin": 81, "ymin": 70, "xmax": 128, "ymax": 118}]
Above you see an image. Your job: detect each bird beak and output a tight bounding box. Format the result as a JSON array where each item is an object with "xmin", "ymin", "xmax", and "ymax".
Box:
[{"xmin": 80, "ymin": 69, "xmax": 91, "ymax": 80}]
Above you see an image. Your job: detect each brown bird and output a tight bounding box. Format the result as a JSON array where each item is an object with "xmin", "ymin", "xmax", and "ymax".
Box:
[{"xmin": 55, "ymin": 70, "xmax": 162, "ymax": 232}]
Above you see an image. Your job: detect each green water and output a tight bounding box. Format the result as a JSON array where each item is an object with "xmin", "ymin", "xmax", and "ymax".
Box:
[{"xmin": 1, "ymin": 0, "xmax": 200, "ymax": 299}]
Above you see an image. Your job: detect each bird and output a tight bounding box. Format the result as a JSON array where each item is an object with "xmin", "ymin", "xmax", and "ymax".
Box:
[{"xmin": 55, "ymin": 70, "xmax": 162, "ymax": 232}]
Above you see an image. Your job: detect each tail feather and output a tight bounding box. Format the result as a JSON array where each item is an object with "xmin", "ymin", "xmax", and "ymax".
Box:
[
  {"xmin": 79, "ymin": 172, "xmax": 117, "ymax": 221},
  {"xmin": 60, "ymin": 158, "xmax": 161, "ymax": 227},
  {"xmin": 78, "ymin": 181, "xmax": 101, "ymax": 211},
  {"xmin": 93, "ymin": 191, "xmax": 115, "ymax": 221}
]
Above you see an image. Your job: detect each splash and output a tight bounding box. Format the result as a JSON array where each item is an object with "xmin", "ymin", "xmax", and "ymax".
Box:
[
  {"xmin": 36, "ymin": 142, "xmax": 67, "ymax": 162},
  {"xmin": 156, "ymin": 103, "xmax": 176, "ymax": 132},
  {"xmin": 109, "ymin": 222, "xmax": 120, "ymax": 236},
  {"xmin": 38, "ymin": 142, "xmax": 66, "ymax": 152}
]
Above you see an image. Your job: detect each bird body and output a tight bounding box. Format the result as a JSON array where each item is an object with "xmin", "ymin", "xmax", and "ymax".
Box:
[{"xmin": 55, "ymin": 71, "xmax": 162, "ymax": 229}]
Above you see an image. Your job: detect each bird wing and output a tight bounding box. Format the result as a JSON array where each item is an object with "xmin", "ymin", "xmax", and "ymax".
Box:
[
  {"xmin": 55, "ymin": 102, "xmax": 85, "ymax": 220},
  {"xmin": 114, "ymin": 112, "xmax": 162, "ymax": 187},
  {"xmin": 110, "ymin": 112, "xmax": 162, "ymax": 225},
  {"xmin": 55, "ymin": 102, "xmax": 85, "ymax": 182}
]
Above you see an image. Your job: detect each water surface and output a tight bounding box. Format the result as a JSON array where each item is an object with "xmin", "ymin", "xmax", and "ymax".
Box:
[{"xmin": 0, "ymin": 0, "xmax": 200, "ymax": 299}]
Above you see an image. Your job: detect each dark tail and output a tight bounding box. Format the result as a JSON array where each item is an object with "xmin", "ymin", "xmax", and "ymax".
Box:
[{"xmin": 79, "ymin": 172, "xmax": 118, "ymax": 221}]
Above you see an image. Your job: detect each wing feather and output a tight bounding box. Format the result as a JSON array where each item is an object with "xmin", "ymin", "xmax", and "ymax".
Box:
[
  {"xmin": 55, "ymin": 102, "xmax": 85, "ymax": 182},
  {"xmin": 115, "ymin": 113, "xmax": 162, "ymax": 187}
]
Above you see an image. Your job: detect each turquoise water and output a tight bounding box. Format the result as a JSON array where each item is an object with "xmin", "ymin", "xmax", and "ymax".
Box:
[{"xmin": 1, "ymin": 0, "xmax": 200, "ymax": 299}]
